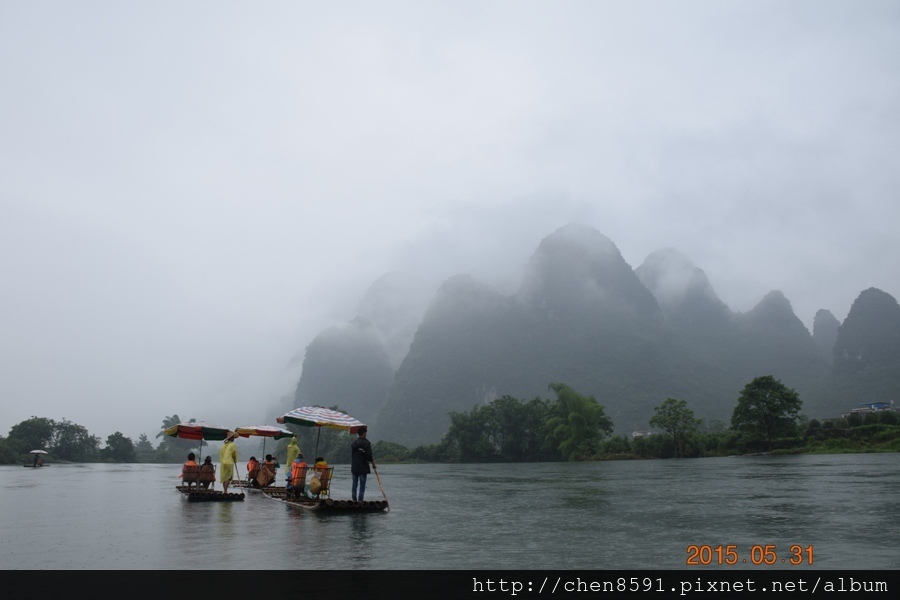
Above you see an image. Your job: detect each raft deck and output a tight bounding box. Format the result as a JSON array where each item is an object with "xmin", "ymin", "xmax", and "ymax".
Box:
[
  {"xmin": 176, "ymin": 486, "xmax": 245, "ymax": 501},
  {"xmin": 264, "ymin": 490, "xmax": 388, "ymax": 512}
]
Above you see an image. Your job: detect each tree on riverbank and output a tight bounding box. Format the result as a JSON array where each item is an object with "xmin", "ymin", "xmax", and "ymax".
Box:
[
  {"xmin": 730, "ymin": 375, "xmax": 802, "ymax": 451},
  {"xmin": 545, "ymin": 383, "xmax": 614, "ymax": 460},
  {"xmin": 438, "ymin": 394, "xmax": 557, "ymax": 462},
  {"xmin": 101, "ymin": 432, "xmax": 138, "ymax": 462},
  {"xmin": 649, "ymin": 398, "xmax": 702, "ymax": 458},
  {"xmin": 48, "ymin": 419, "xmax": 101, "ymax": 462},
  {"xmin": 406, "ymin": 382, "xmax": 613, "ymax": 463},
  {"xmin": 7, "ymin": 417, "xmax": 55, "ymax": 453},
  {"xmin": 1, "ymin": 417, "xmax": 101, "ymax": 463}
]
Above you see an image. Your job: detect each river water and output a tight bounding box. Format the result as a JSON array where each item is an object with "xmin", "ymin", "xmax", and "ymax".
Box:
[{"xmin": 2, "ymin": 453, "xmax": 898, "ymax": 570}]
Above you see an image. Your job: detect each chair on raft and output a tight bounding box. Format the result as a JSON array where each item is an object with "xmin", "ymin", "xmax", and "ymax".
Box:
[
  {"xmin": 198, "ymin": 463, "xmax": 216, "ymax": 490},
  {"xmin": 182, "ymin": 464, "xmax": 200, "ymax": 488},
  {"xmin": 309, "ymin": 467, "xmax": 333, "ymax": 499}
]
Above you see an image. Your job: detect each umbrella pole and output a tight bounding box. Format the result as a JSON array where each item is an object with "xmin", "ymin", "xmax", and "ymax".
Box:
[
  {"xmin": 197, "ymin": 439, "xmax": 203, "ymax": 490},
  {"xmin": 257, "ymin": 438, "xmax": 266, "ymax": 486},
  {"xmin": 314, "ymin": 427, "xmax": 321, "ymax": 458}
]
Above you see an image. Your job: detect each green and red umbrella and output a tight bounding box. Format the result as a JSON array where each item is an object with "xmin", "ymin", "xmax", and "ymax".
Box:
[
  {"xmin": 163, "ymin": 421, "xmax": 233, "ymax": 461},
  {"xmin": 164, "ymin": 422, "xmax": 232, "ymax": 441}
]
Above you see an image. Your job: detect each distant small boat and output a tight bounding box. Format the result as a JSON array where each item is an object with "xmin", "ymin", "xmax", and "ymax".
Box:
[{"xmin": 24, "ymin": 464, "xmax": 49, "ymax": 468}]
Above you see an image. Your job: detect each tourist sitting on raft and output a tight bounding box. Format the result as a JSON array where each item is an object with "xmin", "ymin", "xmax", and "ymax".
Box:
[
  {"xmin": 246, "ymin": 456, "xmax": 260, "ymax": 487},
  {"xmin": 181, "ymin": 453, "xmax": 200, "ymax": 488},
  {"xmin": 199, "ymin": 456, "xmax": 216, "ymax": 490},
  {"xmin": 285, "ymin": 453, "xmax": 308, "ymax": 499},
  {"xmin": 264, "ymin": 454, "xmax": 278, "ymax": 474},
  {"xmin": 308, "ymin": 456, "xmax": 330, "ymax": 499},
  {"xmin": 254, "ymin": 454, "xmax": 277, "ymax": 487}
]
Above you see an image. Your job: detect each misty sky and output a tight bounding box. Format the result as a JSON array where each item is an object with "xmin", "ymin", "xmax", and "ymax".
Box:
[{"xmin": 2, "ymin": 1, "xmax": 898, "ymax": 445}]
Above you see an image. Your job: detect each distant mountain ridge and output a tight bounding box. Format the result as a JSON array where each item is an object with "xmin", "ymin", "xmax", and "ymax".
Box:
[{"xmin": 291, "ymin": 224, "xmax": 900, "ymax": 447}]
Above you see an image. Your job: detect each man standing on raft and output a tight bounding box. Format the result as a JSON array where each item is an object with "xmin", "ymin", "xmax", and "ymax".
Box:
[{"xmin": 350, "ymin": 426, "xmax": 375, "ymax": 502}]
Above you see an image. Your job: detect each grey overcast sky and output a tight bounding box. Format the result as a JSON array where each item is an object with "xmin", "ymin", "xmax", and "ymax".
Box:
[{"xmin": 2, "ymin": 1, "xmax": 898, "ymax": 444}]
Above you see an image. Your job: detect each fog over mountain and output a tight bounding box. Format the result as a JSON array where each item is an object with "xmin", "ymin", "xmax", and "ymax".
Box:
[
  {"xmin": 2, "ymin": 2, "xmax": 898, "ymax": 445},
  {"xmin": 635, "ymin": 248, "xmax": 731, "ymax": 329},
  {"xmin": 813, "ymin": 309, "xmax": 841, "ymax": 365},
  {"xmin": 296, "ymin": 224, "xmax": 900, "ymax": 446}
]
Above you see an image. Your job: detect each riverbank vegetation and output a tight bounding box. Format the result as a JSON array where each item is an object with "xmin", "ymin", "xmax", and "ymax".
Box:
[
  {"xmin": 371, "ymin": 376, "xmax": 900, "ymax": 463},
  {"xmin": 3, "ymin": 376, "xmax": 898, "ymax": 465}
]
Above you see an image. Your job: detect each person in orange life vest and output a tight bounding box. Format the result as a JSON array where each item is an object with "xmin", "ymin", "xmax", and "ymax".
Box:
[
  {"xmin": 286, "ymin": 453, "xmax": 308, "ymax": 498},
  {"xmin": 199, "ymin": 456, "xmax": 216, "ymax": 489},
  {"xmin": 263, "ymin": 454, "xmax": 277, "ymax": 476},
  {"xmin": 246, "ymin": 456, "xmax": 260, "ymax": 486},
  {"xmin": 181, "ymin": 452, "xmax": 200, "ymax": 488}
]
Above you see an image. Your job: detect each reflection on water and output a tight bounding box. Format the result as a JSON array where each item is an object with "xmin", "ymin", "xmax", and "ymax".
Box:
[{"xmin": 1, "ymin": 454, "xmax": 898, "ymax": 569}]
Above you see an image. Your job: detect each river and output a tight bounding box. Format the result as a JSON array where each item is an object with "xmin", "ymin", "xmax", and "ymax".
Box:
[{"xmin": 2, "ymin": 453, "xmax": 898, "ymax": 570}]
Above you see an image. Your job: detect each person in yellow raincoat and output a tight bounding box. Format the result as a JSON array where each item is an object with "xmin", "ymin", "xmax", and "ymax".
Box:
[
  {"xmin": 219, "ymin": 431, "xmax": 239, "ymax": 493},
  {"xmin": 285, "ymin": 436, "xmax": 300, "ymax": 468}
]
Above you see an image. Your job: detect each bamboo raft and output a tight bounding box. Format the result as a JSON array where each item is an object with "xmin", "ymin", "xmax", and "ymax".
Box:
[
  {"xmin": 176, "ymin": 486, "xmax": 245, "ymax": 502},
  {"xmin": 263, "ymin": 489, "xmax": 388, "ymax": 512},
  {"xmin": 230, "ymin": 480, "xmax": 286, "ymax": 493}
]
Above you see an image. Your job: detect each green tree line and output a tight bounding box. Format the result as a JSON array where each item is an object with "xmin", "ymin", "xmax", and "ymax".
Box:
[
  {"xmin": 372, "ymin": 375, "xmax": 900, "ymax": 462},
  {"xmin": 0, "ymin": 411, "xmax": 366, "ymax": 466},
  {"xmin": 3, "ymin": 375, "xmax": 898, "ymax": 465},
  {"xmin": 0, "ymin": 414, "xmax": 216, "ymax": 465}
]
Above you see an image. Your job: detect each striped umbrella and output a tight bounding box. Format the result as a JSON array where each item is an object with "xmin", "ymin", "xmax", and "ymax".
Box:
[
  {"xmin": 234, "ymin": 425, "xmax": 294, "ymax": 461},
  {"xmin": 276, "ymin": 406, "xmax": 365, "ymax": 457},
  {"xmin": 163, "ymin": 422, "xmax": 233, "ymax": 476},
  {"xmin": 164, "ymin": 421, "xmax": 232, "ymax": 441},
  {"xmin": 235, "ymin": 425, "xmax": 293, "ymax": 438}
]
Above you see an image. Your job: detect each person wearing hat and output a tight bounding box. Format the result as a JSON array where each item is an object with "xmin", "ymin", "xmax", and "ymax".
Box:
[
  {"xmin": 350, "ymin": 426, "xmax": 375, "ymax": 502},
  {"xmin": 219, "ymin": 431, "xmax": 239, "ymax": 494}
]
